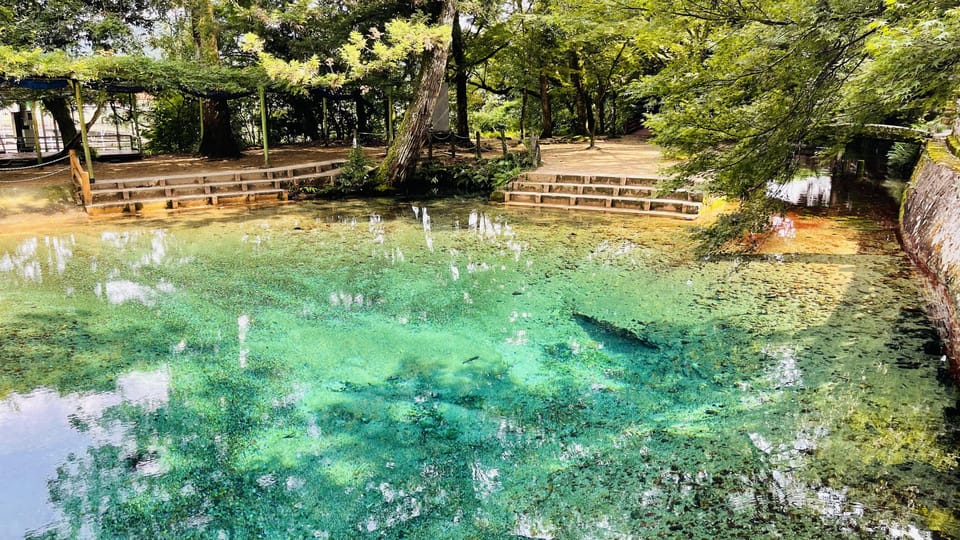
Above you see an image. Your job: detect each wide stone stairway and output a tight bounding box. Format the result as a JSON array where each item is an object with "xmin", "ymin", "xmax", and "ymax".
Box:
[{"xmin": 503, "ymin": 172, "xmax": 703, "ymax": 219}]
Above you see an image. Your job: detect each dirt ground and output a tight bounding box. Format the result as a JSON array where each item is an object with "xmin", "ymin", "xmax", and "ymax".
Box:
[{"xmin": 537, "ymin": 135, "xmax": 670, "ymax": 177}]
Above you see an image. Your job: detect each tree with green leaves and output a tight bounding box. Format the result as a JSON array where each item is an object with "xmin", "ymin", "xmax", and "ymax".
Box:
[
  {"xmin": 186, "ymin": 0, "xmax": 243, "ymax": 158},
  {"xmin": 637, "ymin": 0, "xmax": 960, "ymax": 255},
  {"xmin": 244, "ymin": 0, "xmax": 457, "ymax": 184},
  {"xmin": 0, "ymin": 0, "xmax": 168, "ymax": 151}
]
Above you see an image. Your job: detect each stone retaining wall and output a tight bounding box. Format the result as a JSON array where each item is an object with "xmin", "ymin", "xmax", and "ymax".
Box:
[{"xmin": 901, "ymin": 136, "xmax": 960, "ymax": 378}]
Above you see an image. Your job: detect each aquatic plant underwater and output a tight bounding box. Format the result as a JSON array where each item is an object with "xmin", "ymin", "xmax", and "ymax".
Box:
[{"xmin": 0, "ymin": 200, "xmax": 957, "ymax": 539}]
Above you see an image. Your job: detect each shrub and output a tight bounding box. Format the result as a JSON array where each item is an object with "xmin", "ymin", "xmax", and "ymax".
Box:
[
  {"xmin": 142, "ymin": 93, "xmax": 200, "ymax": 155},
  {"xmin": 886, "ymin": 142, "xmax": 921, "ymax": 179},
  {"xmin": 334, "ymin": 145, "xmax": 375, "ymax": 193},
  {"xmin": 406, "ymin": 153, "xmax": 534, "ymax": 196}
]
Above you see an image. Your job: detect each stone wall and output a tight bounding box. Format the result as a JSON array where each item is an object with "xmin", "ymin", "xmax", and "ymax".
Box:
[{"xmin": 900, "ymin": 137, "xmax": 960, "ymax": 378}]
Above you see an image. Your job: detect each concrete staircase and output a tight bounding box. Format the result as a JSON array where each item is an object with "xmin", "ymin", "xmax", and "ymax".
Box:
[
  {"xmin": 503, "ymin": 172, "xmax": 703, "ymax": 220},
  {"xmin": 71, "ymin": 151, "xmax": 345, "ymax": 214}
]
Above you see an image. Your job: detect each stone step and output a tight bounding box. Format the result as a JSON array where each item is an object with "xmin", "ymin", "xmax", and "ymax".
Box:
[
  {"xmin": 509, "ymin": 181, "xmax": 703, "ymax": 202},
  {"xmin": 503, "ymin": 201, "xmax": 699, "ymax": 220},
  {"xmin": 503, "ymin": 171, "xmax": 702, "ymax": 220}
]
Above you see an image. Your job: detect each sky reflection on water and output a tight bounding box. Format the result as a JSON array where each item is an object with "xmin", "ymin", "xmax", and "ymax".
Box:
[{"xmin": 0, "ymin": 200, "xmax": 957, "ymax": 539}]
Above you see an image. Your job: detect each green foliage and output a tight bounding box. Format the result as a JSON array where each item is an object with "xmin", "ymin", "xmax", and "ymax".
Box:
[
  {"xmin": 639, "ymin": 0, "xmax": 960, "ymax": 255},
  {"xmin": 410, "ymin": 153, "xmax": 534, "ymax": 196},
  {"xmin": 887, "ymin": 142, "xmax": 921, "ymax": 179},
  {"xmin": 0, "ymin": 46, "xmax": 267, "ymax": 95},
  {"xmin": 334, "ymin": 145, "xmax": 375, "ymax": 193},
  {"xmin": 1, "ymin": 0, "xmax": 163, "ymax": 53},
  {"xmin": 142, "ymin": 93, "xmax": 200, "ymax": 155},
  {"xmin": 472, "ymin": 97, "xmax": 520, "ymax": 133},
  {"xmin": 242, "ymin": 13, "xmax": 451, "ymax": 93}
]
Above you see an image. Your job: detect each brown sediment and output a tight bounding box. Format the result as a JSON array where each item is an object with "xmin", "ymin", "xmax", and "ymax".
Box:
[{"xmin": 757, "ymin": 213, "xmax": 861, "ymax": 256}]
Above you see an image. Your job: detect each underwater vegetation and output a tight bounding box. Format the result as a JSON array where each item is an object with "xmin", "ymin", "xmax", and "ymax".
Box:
[{"xmin": 0, "ymin": 200, "xmax": 957, "ymax": 539}]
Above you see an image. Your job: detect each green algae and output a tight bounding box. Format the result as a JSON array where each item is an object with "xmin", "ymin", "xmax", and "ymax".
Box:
[{"xmin": 0, "ymin": 199, "xmax": 958, "ymax": 539}]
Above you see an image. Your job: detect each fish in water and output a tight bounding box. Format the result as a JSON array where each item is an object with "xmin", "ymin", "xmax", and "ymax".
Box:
[
  {"xmin": 573, "ymin": 312, "xmax": 659, "ymax": 350},
  {"xmin": 463, "ymin": 355, "xmax": 480, "ymax": 364}
]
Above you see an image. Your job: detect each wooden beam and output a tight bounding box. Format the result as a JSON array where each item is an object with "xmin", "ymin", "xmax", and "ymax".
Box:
[
  {"xmin": 30, "ymin": 101, "xmax": 42, "ymax": 164},
  {"xmin": 259, "ymin": 86, "xmax": 270, "ymax": 168}
]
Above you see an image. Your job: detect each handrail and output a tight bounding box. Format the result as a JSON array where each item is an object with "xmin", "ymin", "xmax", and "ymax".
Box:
[{"xmin": 69, "ymin": 150, "xmax": 92, "ymax": 206}]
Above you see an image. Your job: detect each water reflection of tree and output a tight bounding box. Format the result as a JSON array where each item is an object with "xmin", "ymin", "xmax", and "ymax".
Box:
[
  {"xmin": 26, "ymin": 203, "xmax": 960, "ymax": 538},
  {"xmin": 33, "ymin": 311, "xmax": 839, "ymax": 538}
]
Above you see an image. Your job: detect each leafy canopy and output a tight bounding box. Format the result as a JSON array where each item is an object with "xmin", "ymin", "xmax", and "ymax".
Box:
[
  {"xmin": 0, "ymin": 46, "xmax": 266, "ymax": 95},
  {"xmin": 637, "ymin": 0, "xmax": 960, "ymax": 254}
]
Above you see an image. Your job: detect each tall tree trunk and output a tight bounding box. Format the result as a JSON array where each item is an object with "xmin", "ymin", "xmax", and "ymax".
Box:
[
  {"xmin": 539, "ymin": 73, "xmax": 553, "ymax": 138},
  {"xmin": 587, "ymin": 96, "xmax": 596, "ymax": 148},
  {"xmin": 42, "ymin": 97, "xmax": 79, "ymax": 150},
  {"xmin": 192, "ymin": 0, "xmax": 241, "ymax": 158},
  {"xmin": 355, "ymin": 94, "xmax": 370, "ymax": 136},
  {"xmin": 199, "ymin": 98, "xmax": 240, "ymax": 157},
  {"xmin": 378, "ymin": 0, "xmax": 456, "ymax": 185},
  {"xmin": 569, "ymin": 51, "xmax": 588, "ymax": 136},
  {"xmin": 520, "ymin": 92, "xmax": 527, "ymax": 139},
  {"xmin": 452, "ymin": 11, "xmax": 470, "ymax": 139},
  {"xmin": 598, "ymin": 96, "xmax": 607, "ymax": 135},
  {"xmin": 291, "ymin": 95, "xmax": 320, "ymax": 141}
]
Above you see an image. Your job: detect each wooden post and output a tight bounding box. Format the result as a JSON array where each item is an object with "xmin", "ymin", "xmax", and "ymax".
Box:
[
  {"xmin": 499, "ymin": 126, "xmax": 507, "ymax": 157},
  {"xmin": 38, "ymin": 100, "xmax": 49, "ymax": 150},
  {"xmin": 322, "ymin": 96, "xmax": 329, "ymax": 144},
  {"xmin": 72, "ymin": 81, "xmax": 95, "ymax": 182},
  {"xmin": 856, "ymin": 160, "xmax": 865, "ymax": 179},
  {"xmin": 259, "ymin": 86, "xmax": 270, "ymax": 167},
  {"xmin": 475, "ymin": 130, "xmax": 482, "ymax": 160},
  {"xmin": 130, "ymin": 93, "xmax": 142, "ymax": 151},
  {"xmin": 52, "ymin": 113, "xmax": 60, "ymax": 152},
  {"xmin": 450, "ymin": 133, "xmax": 456, "ymax": 159},
  {"xmin": 70, "ymin": 150, "xmax": 92, "ymax": 208},
  {"xmin": 530, "ymin": 134, "xmax": 541, "ymax": 166},
  {"xmin": 113, "ymin": 101, "xmax": 122, "ymax": 151},
  {"xmin": 30, "ymin": 101, "xmax": 42, "ymax": 164}
]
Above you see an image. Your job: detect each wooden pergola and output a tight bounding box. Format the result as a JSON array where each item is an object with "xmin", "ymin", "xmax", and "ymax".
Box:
[{"xmin": 1, "ymin": 76, "xmax": 275, "ymax": 181}]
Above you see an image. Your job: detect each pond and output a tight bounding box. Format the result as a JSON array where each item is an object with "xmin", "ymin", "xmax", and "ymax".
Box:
[{"xmin": 0, "ymin": 199, "xmax": 957, "ymax": 539}]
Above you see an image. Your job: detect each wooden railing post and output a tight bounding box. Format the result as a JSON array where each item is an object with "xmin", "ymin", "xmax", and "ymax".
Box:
[
  {"xmin": 70, "ymin": 150, "xmax": 92, "ymax": 209},
  {"xmin": 259, "ymin": 86, "xmax": 270, "ymax": 168},
  {"xmin": 30, "ymin": 101, "xmax": 43, "ymax": 164}
]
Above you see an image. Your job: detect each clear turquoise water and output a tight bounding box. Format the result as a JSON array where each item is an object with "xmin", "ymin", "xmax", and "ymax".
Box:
[{"xmin": 0, "ymin": 200, "xmax": 957, "ymax": 539}]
